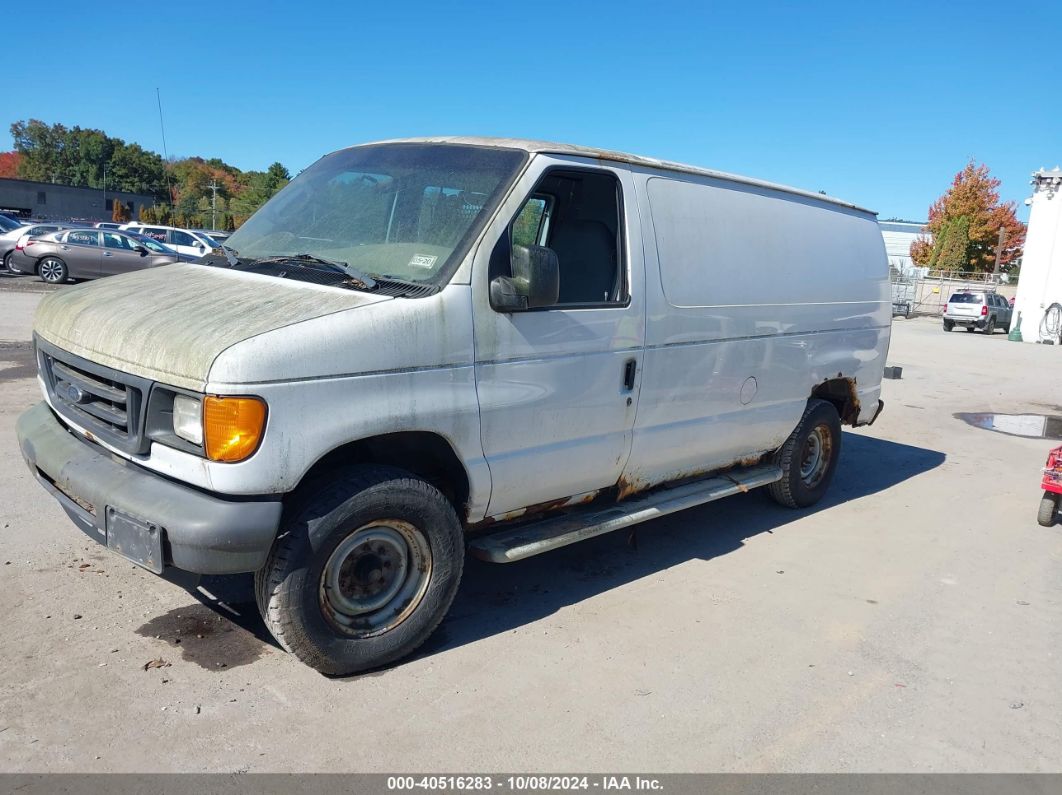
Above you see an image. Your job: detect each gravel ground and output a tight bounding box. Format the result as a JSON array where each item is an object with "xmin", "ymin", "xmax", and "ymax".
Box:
[{"xmin": 1, "ymin": 285, "xmax": 1060, "ymax": 773}]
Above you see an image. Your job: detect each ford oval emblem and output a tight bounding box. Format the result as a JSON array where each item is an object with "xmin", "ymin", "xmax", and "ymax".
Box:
[{"xmin": 61, "ymin": 382, "xmax": 86, "ymax": 404}]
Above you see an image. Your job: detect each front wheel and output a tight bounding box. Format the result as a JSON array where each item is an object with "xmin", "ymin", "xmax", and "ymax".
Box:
[
  {"xmin": 768, "ymin": 399, "xmax": 842, "ymax": 508},
  {"xmin": 38, "ymin": 257, "xmax": 67, "ymax": 284},
  {"xmin": 256, "ymin": 465, "xmax": 463, "ymax": 675},
  {"xmin": 1038, "ymin": 492, "xmax": 1060, "ymax": 527}
]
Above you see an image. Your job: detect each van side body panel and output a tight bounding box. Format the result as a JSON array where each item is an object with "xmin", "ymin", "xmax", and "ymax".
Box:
[{"xmin": 619, "ymin": 167, "xmax": 890, "ymax": 492}]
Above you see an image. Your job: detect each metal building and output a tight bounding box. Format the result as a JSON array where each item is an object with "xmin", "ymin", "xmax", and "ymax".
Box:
[
  {"xmin": 879, "ymin": 220, "xmax": 928, "ymax": 273},
  {"xmin": 0, "ymin": 178, "xmax": 155, "ymax": 223}
]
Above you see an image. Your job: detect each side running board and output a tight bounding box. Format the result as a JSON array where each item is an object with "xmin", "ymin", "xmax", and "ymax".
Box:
[{"xmin": 469, "ymin": 464, "xmax": 782, "ymax": 563}]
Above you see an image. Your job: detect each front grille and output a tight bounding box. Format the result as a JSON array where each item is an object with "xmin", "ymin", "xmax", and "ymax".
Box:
[{"xmin": 38, "ymin": 341, "xmax": 151, "ymax": 454}]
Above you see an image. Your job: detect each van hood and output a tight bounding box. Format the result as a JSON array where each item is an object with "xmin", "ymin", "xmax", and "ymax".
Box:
[{"xmin": 34, "ymin": 264, "xmax": 388, "ymax": 391}]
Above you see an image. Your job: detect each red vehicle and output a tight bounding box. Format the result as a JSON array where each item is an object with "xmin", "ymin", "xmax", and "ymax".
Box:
[{"xmin": 1039, "ymin": 445, "xmax": 1062, "ymax": 527}]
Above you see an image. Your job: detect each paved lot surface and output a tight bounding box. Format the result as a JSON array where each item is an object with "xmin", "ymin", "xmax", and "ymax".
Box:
[{"xmin": 1, "ymin": 282, "xmax": 1061, "ymax": 773}]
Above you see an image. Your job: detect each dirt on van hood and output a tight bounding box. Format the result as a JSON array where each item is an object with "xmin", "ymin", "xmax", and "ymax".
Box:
[{"xmin": 33, "ymin": 264, "xmax": 387, "ymax": 391}]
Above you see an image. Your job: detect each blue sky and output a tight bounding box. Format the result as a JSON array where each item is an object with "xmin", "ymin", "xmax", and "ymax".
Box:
[{"xmin": 5, "ymin": 0, "xmax": 1059, "ymax": 221}]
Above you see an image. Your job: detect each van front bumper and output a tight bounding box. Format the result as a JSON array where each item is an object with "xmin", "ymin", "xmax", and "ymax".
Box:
[{"xmin": 16, "ymin": 401, "xmax": 282, "ymax": 575}]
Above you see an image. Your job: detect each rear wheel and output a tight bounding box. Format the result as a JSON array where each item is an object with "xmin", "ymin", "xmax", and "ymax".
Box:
[
  {"xmin": 256, "ymin": 465, "xmax": 463, "ymax": 675},
  {"xmin": 1, "ymin": 251, "xmax": 13, "ymax": 272},
  {"xmin": 38, "ymin": 257, "xmax": 67, "ymax": 284},
  {"xmin": 1038, "ymin": 492, "xmax": 1059, "ymax": 528},
  {"xmin": 943, "ymin": 320, "xmax": 954, "ymax": 332},
  {"xmin": 983, "ymin": 317, "xmax": 996, "ymax": 335},
  {"xmin": 768, "ymin": 399, "xmax": 842, "ymax": 508}
]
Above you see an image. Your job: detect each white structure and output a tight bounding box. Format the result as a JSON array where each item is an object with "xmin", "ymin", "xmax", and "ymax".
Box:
[
  {"xmin": 1013, "ymin": 168, "xmax": 1062, "ymax": 342},
  {"xmin": 879, "ymin": 220, "xmax": 927, "ymax": 273}
]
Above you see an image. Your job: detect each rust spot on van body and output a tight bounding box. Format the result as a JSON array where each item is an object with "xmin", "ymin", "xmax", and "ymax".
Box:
[
  {"xmin": 813, "ymin": 376, "xmax": 861, "ymax": 425},
  {"xmin": 468, "ymin": 490, "xmax": 601, "ymax": 531},
  {"xmin": 616, "ymin": 452, "xmax": 769, "ymax": 503}
]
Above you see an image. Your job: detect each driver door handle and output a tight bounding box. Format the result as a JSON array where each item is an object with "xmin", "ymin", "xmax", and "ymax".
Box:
[{"xmin": 623, "ymin": 358, "xmax": 637, "ymax": 391}]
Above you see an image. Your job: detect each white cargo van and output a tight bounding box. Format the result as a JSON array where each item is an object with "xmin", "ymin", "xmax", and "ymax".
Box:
[{"xmin": 17, "ymin": 138, "xmax": 890, "ymax": 674}]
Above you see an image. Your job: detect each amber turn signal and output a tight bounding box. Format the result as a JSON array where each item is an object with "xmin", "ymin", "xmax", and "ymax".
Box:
[{"xmin": 203, "ymin": 396, "xmax": 267, "ymax": 462}]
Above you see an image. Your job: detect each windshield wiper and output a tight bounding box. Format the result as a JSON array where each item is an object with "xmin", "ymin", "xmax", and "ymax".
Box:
[
  {"xmin": 252, "ymin": 251, "xmax": 378, "ymax": 288},
  {"xmin": 220, "ymin": 244, "xmax": 240, "ymax": 267},
  {"xmin": 252, "ymin": 253, "xmax": 378, "ymax": 289}
]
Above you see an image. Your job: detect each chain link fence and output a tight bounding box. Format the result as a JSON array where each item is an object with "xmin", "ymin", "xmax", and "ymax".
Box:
[{"xmin": 890, "ymin": 267, "xmax": 1016, "ymax": 318}]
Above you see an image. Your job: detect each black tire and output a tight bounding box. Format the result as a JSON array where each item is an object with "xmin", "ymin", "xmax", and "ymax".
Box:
[
  {"xmin": 1, "ymin": 250, "xmax": 13, "ymax": 272},
  {"xmin": 983, "ymin": 317, "xmax": 995, "ymax": 335},
  {"xmin": 256, "ymin": 465, "xmax": 463, "ymax": 675},
  {"xmin": 1038, "ymin": 492, "xmax": 1059, "ymax": 528},
  {"xmin": 37, "ymin": 257, "xmax": 67, "ymax": 284},
  {"xmin": 943, "ymin": 320, "xmax": 954, "ymax": 332},
  {"xmin": 768, "ymin": 399, "xmax": 842, "ymax": 509}
]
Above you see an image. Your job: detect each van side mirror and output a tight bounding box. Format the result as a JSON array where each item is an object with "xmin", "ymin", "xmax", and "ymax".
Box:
[{"xmin": 490, "ymin": 244, "xmax": 560, "ymax": 311}]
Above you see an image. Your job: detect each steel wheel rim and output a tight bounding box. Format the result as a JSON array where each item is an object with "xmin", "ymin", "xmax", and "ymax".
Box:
[
  {"xmin": 319, "ymin": 520, "xmax": 432, "ymax": 638},
  {"xmin": 799, "ymin": 425, "xmax": 832, "ymax": 487},
  {"xmin": 40, "ymin": 259, "xmax": 62, "ymax": 281}
]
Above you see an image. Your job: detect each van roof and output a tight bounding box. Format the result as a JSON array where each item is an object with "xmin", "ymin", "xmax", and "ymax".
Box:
[{"xmin": 355, "ymin": 136, "xmax": 876, "ymax": 216}]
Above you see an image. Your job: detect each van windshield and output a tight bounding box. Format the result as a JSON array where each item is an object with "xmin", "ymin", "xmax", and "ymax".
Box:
[{"xmin": 224, "ymin": 143, "xmax": 527, "ymax": 285}]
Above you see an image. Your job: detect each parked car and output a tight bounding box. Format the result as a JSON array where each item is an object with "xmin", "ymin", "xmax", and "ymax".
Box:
[
  {"xmin": 1, "ymin": 222, "xmax": 72, "ymax": 271},
  {"xmin": 194, "ymin": 228, "xmax": 231, "ymax": 243},
  {"xmin": 16, "ymin": 137, "xmax": 890, "ymax": 675},
  {"xmin": 0, "ymin": 213, "xmax": 24, "ymax": 233},
  {"xmin": 942, "ymin": 290, "xmax": 1012, "ymax": 333},
  {"xmin": 7, "ymin": 228, "xmax": 179, "ymax": 283},
  {"xmin": 119, "ymin": 224, "xmax": 219, "ymax": 259}
]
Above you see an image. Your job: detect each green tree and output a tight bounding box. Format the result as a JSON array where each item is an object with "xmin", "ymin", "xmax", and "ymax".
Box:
[
  {"xmin": 231, "ymin": 161, "xmax": 290, "ymax": 221},
  {"xmin": 930, "ymin": 217, "xmax": 970, "ymax": 271},
  {"xmin": 10, "ymin": 119, "xmax": 168, "ymax": 199}
]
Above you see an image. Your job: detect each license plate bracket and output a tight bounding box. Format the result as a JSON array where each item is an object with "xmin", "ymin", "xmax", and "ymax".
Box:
[{"xmin": 105, "ymin": 507, "xmax": 164, "ymax": 574}]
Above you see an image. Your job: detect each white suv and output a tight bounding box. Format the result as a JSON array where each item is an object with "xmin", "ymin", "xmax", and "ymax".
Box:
[
  {"xmin": 943, "ymin": 290, "xmax": 1013, "ymax": 334},
  {"xmin": 119, "ymin": 224, "xmax": 219, "ymax": 259}
]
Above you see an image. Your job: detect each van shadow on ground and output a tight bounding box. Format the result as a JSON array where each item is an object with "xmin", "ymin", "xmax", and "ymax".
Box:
[{"xmin": 180, "ymin": 432, "xmax": 945, "ymax": 674}]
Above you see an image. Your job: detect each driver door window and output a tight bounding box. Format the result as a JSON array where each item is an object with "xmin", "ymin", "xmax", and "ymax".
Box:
[{"xmin": 504, "ymin": 169, "xmax": 625, "ymax": 307}]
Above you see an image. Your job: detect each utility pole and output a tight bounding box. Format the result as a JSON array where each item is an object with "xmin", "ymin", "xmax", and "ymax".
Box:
[
  {"xmin": 102, "ymin": 163, "xmax": 107, "ymax": 220},
  {"xmin": 206, "ymin": 179, "xmax": 220, "ymax": 230},
  {"xmin": 992, "ymin": 226, "xmax": 1006, "ymax": 275}
]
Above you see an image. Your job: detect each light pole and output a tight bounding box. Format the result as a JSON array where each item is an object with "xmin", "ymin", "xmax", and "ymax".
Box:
[{"xmin": 102, "ymin": 164, "xmax": 107, "ymax": 221}]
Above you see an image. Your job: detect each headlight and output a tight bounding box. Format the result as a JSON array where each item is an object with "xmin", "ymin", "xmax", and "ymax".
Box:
[
  {"xmin": 172, "ymin": 394, "xmax": 203, "ymax": 445},
  {"xmin": 203, "ymin": 395, "xmax": 267, "ymax": 462}
]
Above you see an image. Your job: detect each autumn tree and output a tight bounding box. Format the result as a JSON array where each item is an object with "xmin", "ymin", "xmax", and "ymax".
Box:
[
  {"xmin": 0, "ymin": 151, "xmax": 20, "ymax": 178},
  {"xmin": 112, "ymin": 199, "xmax": 130, "ymax": 223},
  {"xmin": 911, "ymin": 162, "xmax": 1025, "ymax": 272}
]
